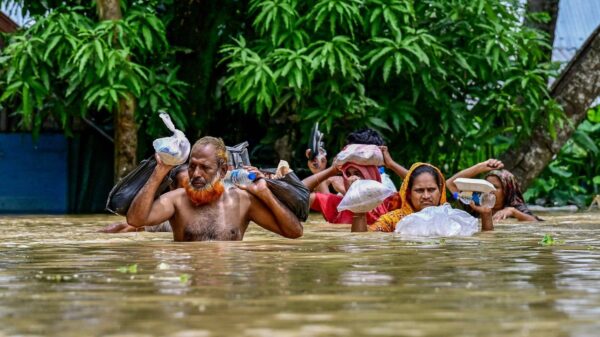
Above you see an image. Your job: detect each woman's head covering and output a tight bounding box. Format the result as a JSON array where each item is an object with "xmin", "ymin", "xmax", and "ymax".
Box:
[
  {"xmin": 485, "ymin": 169, "xmax": 538, "ymax": 218},
  {"xmin": 369, "ymin": 162, "xmax": 446, "ymax": 232},
  {"xmin": 341, "ymin": 162, "xmax": 381, "ymax": 182}
]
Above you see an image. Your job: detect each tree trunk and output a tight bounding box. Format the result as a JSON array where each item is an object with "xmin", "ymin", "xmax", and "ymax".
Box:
[
  {"xmin": 525, "ymin": 0, "xmax": 560, "ymax": 60},
  {"xmin": 96, "ymin": 0, "xmax": 137, "ymax": 181},
  {"xmin": 500, "ymin": 24, "xmax": 600, "ymax": 188}
]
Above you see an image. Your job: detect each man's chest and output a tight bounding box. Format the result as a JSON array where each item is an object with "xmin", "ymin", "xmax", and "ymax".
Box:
[{"xmin": 176, "ymin": 205, "xmax": 245, "ymax": 241}]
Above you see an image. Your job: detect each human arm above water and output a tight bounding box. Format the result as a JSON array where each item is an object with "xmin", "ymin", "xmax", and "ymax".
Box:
[
  {"xmin": 492, "ymin": 207, "xmax": 537, "ymax": 222},
  {"xmin": 379, "ymin": 146, "xmax": 408, "ymax": 179},
  {"xmin": 240, "ymin": 178, "xmax": 303, "ymax": 239},
  {"xmin": 302, "ymin": 163, "xmax": 341, "ymax": 192},
  {"xmin": 126, "ymin": 154, "xmax": 177, "ymax": 228},
  {"xmin": 446, "ymin": 159, "xmax": 504, "ymax": 194},
  {"xmin": 351, "ymin": 213, "xmax": 368, "ymax": 232},
  {"xmin": 470, "ymin": 202, "xmax": 493, "ymax": 231}
]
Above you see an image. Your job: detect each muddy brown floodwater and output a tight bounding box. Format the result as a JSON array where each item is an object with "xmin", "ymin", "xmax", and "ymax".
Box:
[{"xmin": 1, "ymin": 212, "xmax": 599, "ymax": 337}]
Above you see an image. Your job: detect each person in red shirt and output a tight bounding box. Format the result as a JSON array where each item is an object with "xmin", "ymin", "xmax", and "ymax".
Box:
[{"xmin": 302, "ymin": 128, "xmax": 408, "ymax": 226}]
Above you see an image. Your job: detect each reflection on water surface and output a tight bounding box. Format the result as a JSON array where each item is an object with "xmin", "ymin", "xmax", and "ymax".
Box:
[{"xmin": 1, "ymin": 213, "xmax": 600, "ymax": 336}]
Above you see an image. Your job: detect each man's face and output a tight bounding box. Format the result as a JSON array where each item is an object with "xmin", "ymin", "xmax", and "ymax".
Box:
[{"xmin": 187, "ymin": 144, "xmax": 224, "ymax": 190}]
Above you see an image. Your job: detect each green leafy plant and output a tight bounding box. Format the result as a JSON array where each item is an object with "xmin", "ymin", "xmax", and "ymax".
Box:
[
  {"xmin": 525, "ymin": 107, "xmax": 600, "ymax": 207},
  {"xmin": 0, "ymin": 3, "xmax": 187, "ymax": 139},
  {"xmin": 220, "ymin": 0, "xmax": 562, "ymax": 171}
]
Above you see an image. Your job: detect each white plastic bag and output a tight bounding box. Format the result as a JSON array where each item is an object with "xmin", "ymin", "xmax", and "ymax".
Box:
[
  {"xmin": 152, "ymin": 113, "xmax": 190, "ymax": 166},
  {"xmin": 394, "ymin": 204, "xmax": 478, "ymax": 237},
  {"xmin": 336, "ymin": 144, "xmax": 384, "ymax": 166},
  {"xmin": 337, "ymin": 180, "xmax": 396, "ymax": 213}
]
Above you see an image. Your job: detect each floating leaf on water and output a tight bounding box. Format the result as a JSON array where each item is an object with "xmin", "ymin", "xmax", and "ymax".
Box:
[
  {"xmin": 179, "ymin": 274, "xmax": 190, "ymax": 284},
  {"xmin": 539, "ymin": 234, "xmax": 564, "ymax": 246},
  {"xmin": 117, "ymin": 264, "xmax": 138, "ymax": 274}
]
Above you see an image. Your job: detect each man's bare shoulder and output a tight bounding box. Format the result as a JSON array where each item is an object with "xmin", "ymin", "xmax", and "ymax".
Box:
[{"xmin": 159, "ymin": 188, "xmax": 187, "ymax": 204}]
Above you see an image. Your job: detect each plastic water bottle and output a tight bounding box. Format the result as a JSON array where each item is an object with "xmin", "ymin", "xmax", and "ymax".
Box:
[
  {"xmin": 453, "ymin": 191, "xmax": 496, "ymax": 208},
  {"xmin": 379, "ymin": 167, "xmax": 397, "ymax": 192},
  {"xmin": 223, "ymin": 169, "xmax": 257, "ymax": 188}
]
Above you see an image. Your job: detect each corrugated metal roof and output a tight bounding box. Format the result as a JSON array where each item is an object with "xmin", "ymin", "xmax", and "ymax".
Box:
[
  {"xmin": 553, "ymin": 0, "xmax": 600, "ymax": 62},
  {"xmin": 0, "ymin": 2, "xmax": 28, "ymax": 27}
]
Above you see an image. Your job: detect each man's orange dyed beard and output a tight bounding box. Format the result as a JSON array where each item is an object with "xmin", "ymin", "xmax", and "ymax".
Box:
[{"xmin": 184, "ymin": 177, "xmax": 225, "ymax": 206}]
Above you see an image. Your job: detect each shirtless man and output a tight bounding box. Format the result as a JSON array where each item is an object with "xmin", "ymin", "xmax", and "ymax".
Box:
[{"xmin": 127, "ymin": 136, "xmax": 303, "ymax": 241}]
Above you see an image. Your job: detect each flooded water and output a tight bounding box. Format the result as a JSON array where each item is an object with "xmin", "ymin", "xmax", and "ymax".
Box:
[{"xmin": 1, "ymin": 212, "xmax": 600, "ymax": 337}]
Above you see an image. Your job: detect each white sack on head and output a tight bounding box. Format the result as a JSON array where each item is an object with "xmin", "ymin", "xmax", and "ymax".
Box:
[
  {"xmin": 394, "ymin": 203, "xmax": 478, "ymax": 237},
  {"xmin": 336, "ymin": 144, "xmax": 384, "ymax": 166},
  {"xmin": 337, "ymin": 180, "xmax": 396, "ymax": 213},
  {"xmin": 152, "ymin": 112, "xmax": 190, "ymax": 166}
]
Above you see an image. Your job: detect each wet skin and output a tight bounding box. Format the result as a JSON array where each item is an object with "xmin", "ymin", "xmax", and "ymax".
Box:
[{"xmin": 126, "ymin": 144, "xmax": 302, "ymax": 241}]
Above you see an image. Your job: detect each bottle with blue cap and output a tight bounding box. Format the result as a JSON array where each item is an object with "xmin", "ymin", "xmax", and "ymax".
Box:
[
  {"xmin": 223, "ymin": 169, "xmax": 257, "ymax": 188},
  {"xmin": 453, "ymin": 191, "xmax": 496, "ymax": 208},
  {"xmin": 379, "ymin": 167, "xmax": 396, "ymax": 192},
  {"xmin": 451, "ymin": 178, "xmax": 496, "ymax": 208}
]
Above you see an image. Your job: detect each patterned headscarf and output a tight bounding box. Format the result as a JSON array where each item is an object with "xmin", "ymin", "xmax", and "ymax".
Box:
[
  {"xmin": 368, "ymin": 162, "xmax": 446, "ymax": 232},
  {"xmin": 485, "ymin": 169, "xmax": 538, "ymax": 218}
]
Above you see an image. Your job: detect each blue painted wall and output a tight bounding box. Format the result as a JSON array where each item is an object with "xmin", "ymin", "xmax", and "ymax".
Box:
[{"xmin": 0, "ymin": 133, "xmax": 68, "ymax": 213}]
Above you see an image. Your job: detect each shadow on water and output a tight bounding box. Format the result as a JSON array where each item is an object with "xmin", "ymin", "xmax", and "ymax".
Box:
[{"xmin": 0, "ymin": 212, "xmax": 599, "ymax": 336}]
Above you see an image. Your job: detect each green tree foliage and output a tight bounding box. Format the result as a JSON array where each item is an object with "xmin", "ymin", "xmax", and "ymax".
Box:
[
  {"xmin": 525, "ymin": 107, "xmax": 600, "ymax": 207},
  {"xmin": 0, "ymin": 1, "xmax": 187, "ymax": 138},
  {"xmin": 221, "ymin": 0, "xmax": 562, "ymax": 172}
]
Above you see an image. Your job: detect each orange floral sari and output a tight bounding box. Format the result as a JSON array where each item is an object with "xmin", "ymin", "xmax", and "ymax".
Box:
[{"xmin": 368, "ymin": 162, "xmax": 447, "ymax": 232}]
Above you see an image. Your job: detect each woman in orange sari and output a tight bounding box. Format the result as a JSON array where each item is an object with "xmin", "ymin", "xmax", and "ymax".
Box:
[{"xmin": 361, "ymin": 162, "xmax": 493, "ymax": 232}]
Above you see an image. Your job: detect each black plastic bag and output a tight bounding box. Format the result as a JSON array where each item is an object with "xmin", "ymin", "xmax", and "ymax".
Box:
[
  {"xmin": 265, "ymin": 172, "xmax": 310, "ymax": 221},
  {"xmin": 105, "ymin": 156, "xmax": 172, "ymax": 216}
]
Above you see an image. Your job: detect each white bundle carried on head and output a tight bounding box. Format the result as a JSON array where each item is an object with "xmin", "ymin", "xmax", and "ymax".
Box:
[
  {"xmin": 337, "ymin": 179, "xmax": 396, "ymax": 213},
  {"xmin": 152, "ymin": 112, "xmax": 190, "ymax": 166},
  {"xmin": 335, "ymin": 144, "xmax": 384, "ymax": 166},
  {"xmin": 394, "ymin": 203, "xmax": 478, "ymax": 237}
]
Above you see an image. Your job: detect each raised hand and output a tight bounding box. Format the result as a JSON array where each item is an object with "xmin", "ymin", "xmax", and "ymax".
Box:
[
  {"xmin": 492, "ymin": 207, "xmax": 514, "ymax": 222},
  {"xmin": 242, "ymin": 165, "xmax": 266, "ymax": 180},
  {"xmin": 479, "ymin": 158, "xmax": 504, "ymax": 172},
  {"xmin": 155, "ymin": 153, "xmax": 175, "ymax": 173},
  {"xmin": 379, "ymin": 146, "xmax": 394, "ymax": 168},
  {"xmin": 235, "ymin": 176, "xmax": 270, "ymax": 198}
]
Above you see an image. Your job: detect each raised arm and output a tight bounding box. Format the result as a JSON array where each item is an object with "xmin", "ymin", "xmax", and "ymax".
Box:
[
  {"xmin": 126, "ymin": 155, "xmax": 176, "ymax": 228},
  {"xmin": 351, "ymin": 213, "xmax": 368, "ymax": 232},
  {"xmin": 446, "ymin": 159, "xmax": 504, "ymax": 194},
  {"xmin": 470, "ymin": 203, "xmax": 494, "ymax": 231},
  {"xmin": 242, "ymin": 179, "xmax": 303, "ymax": 238},
  {"xmin": 493, "ymin": 207, "xmax": 538, "ymax": 222},
  {"xmin": 379, "ymin": 146, "xmax": 408, "ymax": 179},
  {"xmin": 302, "ymin": 165, "xmax": 340, "ymax": 192}
]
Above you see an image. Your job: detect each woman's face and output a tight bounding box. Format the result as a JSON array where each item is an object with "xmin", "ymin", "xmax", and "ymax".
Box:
[
  {"xmin": 343, "ymin": 167, "xmax": 364, "ymax": 190},
  {"xmin": 486, "ymin": 175, "xmax": 505, "ymax": 210},
  {"xmin": 408, "ymin": 173, "xmax": 441, "ymax": 212}
]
